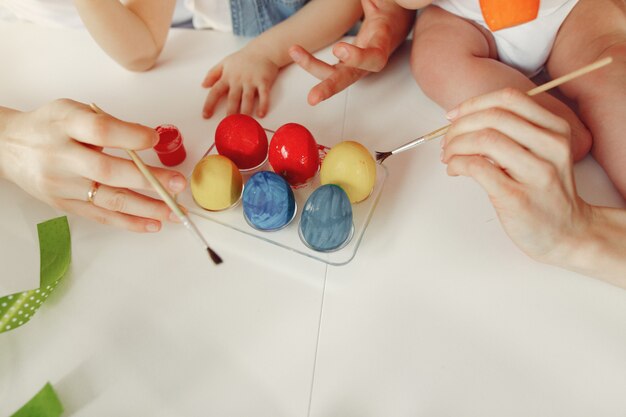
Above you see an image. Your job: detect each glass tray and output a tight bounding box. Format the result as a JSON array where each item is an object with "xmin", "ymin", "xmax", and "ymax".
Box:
[{"xmin": 177, "ymin": 144, "xmax": 387, "ymax": 265}]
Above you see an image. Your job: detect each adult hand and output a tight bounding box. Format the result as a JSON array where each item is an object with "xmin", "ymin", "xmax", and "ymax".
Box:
[
  {"xmin": 289, "ymin": 0, "xmax": 415, "ymax": 105},
  {"xmin": 202, "ymin": 47, "xmax": 280, "ymax": 118},
  {"xmin": 441, "ymin": 88, "xmax": 593, "ymax": 267},
  {"xmin": 0, "ymin": 99, "xmax": 187, "ymax": 232}
]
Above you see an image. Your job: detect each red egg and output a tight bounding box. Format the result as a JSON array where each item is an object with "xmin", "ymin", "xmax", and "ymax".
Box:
[
  {"xmin": 215, "ymin": 114, "xmax": 268, "ymax": 170},
  {"xmin": 269, "ymin": 123, "xmax": 320, "ymax": 186}
]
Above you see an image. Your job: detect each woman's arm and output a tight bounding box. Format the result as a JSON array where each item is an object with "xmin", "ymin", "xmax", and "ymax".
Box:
[
  {"xmin": 442, "ymin": 88, "xmax": 626, "ymax": 288},
  {"xmin": 73, "ymin": 0, "xmax": 176, "ymax": 71},
  {"xmin": 0, "ymin": 100, "xmax": 186, "ymax": 232},
  {"xmin": 567, "ymin": 207, "xmax": 626, "ymax": 287}
]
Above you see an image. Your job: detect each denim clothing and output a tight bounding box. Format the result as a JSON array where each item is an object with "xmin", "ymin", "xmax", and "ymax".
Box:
[{"xmin": 230, "ymin": 0, "xmax": 309, "ymax": 36}]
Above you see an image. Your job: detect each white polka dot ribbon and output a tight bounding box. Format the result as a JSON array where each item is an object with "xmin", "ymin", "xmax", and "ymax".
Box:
[{"xmin": 0, "ymin": 216, "xmax": 70, "ymax": 334}]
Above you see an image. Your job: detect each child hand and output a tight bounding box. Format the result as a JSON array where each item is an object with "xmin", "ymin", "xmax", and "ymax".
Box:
[
  {"xmin": 290, "ymin": 0, "xmax": 414, "ymax": 105},
  {"xmin": 202, "ymin": 47, "xmax": 280, "ymax": 118},
  {"xmin": 441, "ymin": 88, "xmax": 592, "ymax": 267},
  {"xmin": 289, "ymin": 44, "xmax": 367, "ymax": 106}
]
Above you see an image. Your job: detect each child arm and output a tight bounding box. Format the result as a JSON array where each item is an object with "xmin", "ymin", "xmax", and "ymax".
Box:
[
  {"xmin": 245, "ymin": 0, "xmax": 363, "ymax": 69},
  {"xmin": 202, "ymin": 0, "xmax": 363, "ymax": 118},
  {"xmin": 290, "ymin": 0, "xmax": 417, "ymax": 105},
  {"xmin": 73, "ymin": 0, "xmax": 176, "ymax": 71}
]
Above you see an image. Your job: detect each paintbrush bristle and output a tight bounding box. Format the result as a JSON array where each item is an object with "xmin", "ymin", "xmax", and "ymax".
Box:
[
  {"xmin": 375, "ymin": 151, "xmax": 392, "ymax": 164},
  {"xmin": 208, "ymin": 247, "xmax": 223, "ymax": 265}
]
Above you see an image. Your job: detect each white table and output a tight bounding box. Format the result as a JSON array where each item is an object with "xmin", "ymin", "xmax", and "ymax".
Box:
[{"xmin": 1, "ymin": 22, "xmax": 625, "ymax": 417}]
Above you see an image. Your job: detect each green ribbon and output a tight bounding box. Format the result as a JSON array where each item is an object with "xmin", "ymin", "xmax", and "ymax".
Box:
[
  {"xmin": 10, "ymin": 383, "xmax": 63, "ymax": 417},
  {"xmin": 0, "ymin": 216, "xmax": 71, "ymax": 333}
]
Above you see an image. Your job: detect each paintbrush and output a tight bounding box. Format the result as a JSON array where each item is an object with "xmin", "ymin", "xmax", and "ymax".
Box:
[
  {"xmin": 89, "ymin": 103, "xmax": 223, "ymax": 265},
  {"xmin": 375, "ymin": 56, "xmax": 613, "ymax": 164}
]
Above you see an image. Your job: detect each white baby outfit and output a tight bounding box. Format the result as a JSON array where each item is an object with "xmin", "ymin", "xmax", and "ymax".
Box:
[{"xmin": 432, "ymin": 0, "xmax": 580, "ymax": 75}]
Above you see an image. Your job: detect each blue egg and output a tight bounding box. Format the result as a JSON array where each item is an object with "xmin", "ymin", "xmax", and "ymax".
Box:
[
  {"xmin": 243, "ymin": 171, "xmax": 296, "ymax": 231},
  {"xmin": 299, "ymin": 184, "xmax": 353, "ymax": 252}
]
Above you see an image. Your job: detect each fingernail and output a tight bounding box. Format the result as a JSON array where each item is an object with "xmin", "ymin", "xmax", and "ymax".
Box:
[
  {"xmin": 146, "ymin": 222, "xmax": 160, "ymax": 232},
  {"xmin": 335, "ymin": 46, "xmax": 348, "ymax": 60},
  {"xmin": 445, "ymin": 108, "xmax": 459, "ymax": 120},
  {"xmin": 169, "ymin": 211, "xmax": 181, "ymax": 223},
  {"xmin": 169, "ymin": 175, "xmax": 186, "ymax": 193},
  {"xmin": 150, "ymin": 131, "xmax": 159, "ymax": 147},
  {"xmin": 309, "ymin": 92, "xmax": 322, "ymax": 106},
  {"xmin": 290, "ymin": 49, "xmax": 301, "ymax": 62},
  {"xmin": 440, "ymin": 149, "xmax": 444, "ymax": 162}
]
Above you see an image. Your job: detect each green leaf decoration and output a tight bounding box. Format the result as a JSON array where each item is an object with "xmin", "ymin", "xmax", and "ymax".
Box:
[
  {"xmin": 10, "ymin": 382, "xmax": 63, "ymax": 417},
  {"xmin": 0, "ymin": 216, "xmax": 71, "ymax": 333}
]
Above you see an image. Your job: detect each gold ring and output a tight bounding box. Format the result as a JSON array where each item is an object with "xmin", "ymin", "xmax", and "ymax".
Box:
[{"xmin": 87, "ymin": 181, "xmax": 101, "ymax": 203}]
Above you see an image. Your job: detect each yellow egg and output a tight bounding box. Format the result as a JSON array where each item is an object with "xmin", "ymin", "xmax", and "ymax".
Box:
[
  {"xmin": 191, "ymin": 155, "xmax": 243, "ymax": 211},
  {"xmin": 320, "ymin": 141, "xmax": 376, "ymax": 203}
]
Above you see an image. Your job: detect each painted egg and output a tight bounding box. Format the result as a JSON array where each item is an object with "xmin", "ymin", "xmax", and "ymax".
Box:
[
  {"xmin": 191, "ymin": 155, "xmax": 243, "ymax": 211},
  {"xmin": 215, "ymin": 114, "xmax": 268, "ymax": 170},
  {"xmin": 268, "ymin": 123, "xmax": 320, "ymax": 186},
  {"xmin": 243, "ymin": 171, "xmax": 296, "ymax": 231},
  {"xmin": 320, "ymin": 140, "xmax": 376, "ymax": 203},
  {"xmin": 299, "ymin": 184, "xmax": 353, "ymax": 252}
]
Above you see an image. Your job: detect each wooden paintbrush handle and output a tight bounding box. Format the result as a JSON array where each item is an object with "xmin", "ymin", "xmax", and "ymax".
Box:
[
  {"xmin": 389, "ymin": 56, "xmax": 613, "ymax": 157},
  {"xmin": 527, "ymin": 56, "xmax": 612, "ymax": 97},
  {"xmin": 125, "ymin": 149, "xmax": 186, "ymax": 220}
]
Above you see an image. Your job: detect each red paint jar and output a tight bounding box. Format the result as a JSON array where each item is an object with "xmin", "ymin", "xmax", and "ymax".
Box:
[{"xmin": 154, "ymin": 125, "xmax": 187, "ymax": 166}]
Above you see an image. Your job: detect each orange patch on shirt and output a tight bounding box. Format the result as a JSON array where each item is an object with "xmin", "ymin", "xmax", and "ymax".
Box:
[{"xmin": 479, "ymin": 0, "xmax": 540, "ymax": 31}]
